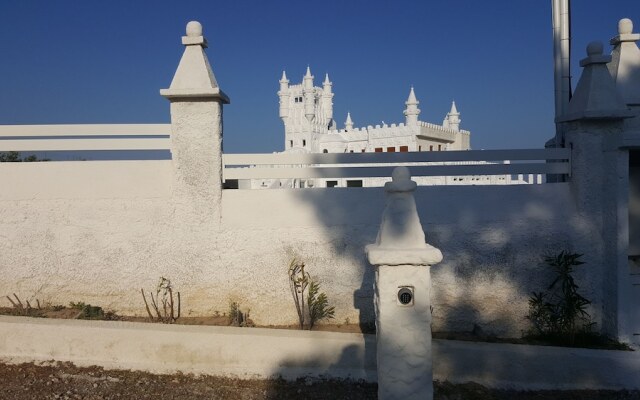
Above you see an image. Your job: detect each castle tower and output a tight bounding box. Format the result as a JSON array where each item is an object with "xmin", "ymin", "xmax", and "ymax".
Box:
[
  {"xmin": 278, "ymin": 67, "xmax": 334, "ymax": 151},
  {"xmin": 303, "ymin": 66, "xmax": 315, "ymax": 122},
  {"xmin": 404, "ymin": 87, "xmax": 421, "ymax": 126},
  {"xmin": 322, "ymin": 73, "xmax": 334, "ymax": 123},
  {"xmin": 345, "ymin": 112, "xmax": 354, "ymax": 131},
  {"xmin": 278, "ymin": 71, "xmax": 290, "ymax": 119},
  {"xmin": 443, "ymin": 101, "xmax": 461, "ymax": 131}
]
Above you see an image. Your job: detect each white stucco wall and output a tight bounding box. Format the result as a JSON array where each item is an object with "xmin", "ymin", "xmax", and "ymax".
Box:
[{"xmin": 0, "ymin": 161, "xmax": 594, "ymax": 337}]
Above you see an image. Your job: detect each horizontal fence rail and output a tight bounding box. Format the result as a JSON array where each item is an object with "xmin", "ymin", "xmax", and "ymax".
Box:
[
  {"xmin": 0, "ymin": 124, "xmax": 171, "ymax": 152},
  {"xmin": 223, "ymin": 148, "xmax": 571, "ymax": 181}
]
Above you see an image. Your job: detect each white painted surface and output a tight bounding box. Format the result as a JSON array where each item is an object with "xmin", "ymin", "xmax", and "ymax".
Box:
[
  {"xmin": 0, "ymin": 124, "xmax": 171, "ymax": 136},
  {"xmin": 0, "ymin": 161, "xmax": 171, "ymax": 199},
  {"xmin": 2, "ymin": 316, "xmax": 640, "ymax": 390},
  {"xmin": 0, "ymin": 180, "xmax": 581, "ymax": 336},
  {"xmin": 0, "ymin": 316, "xmax": 376, "ymax": 381},
  {"xmin": 367, "ymin": 167, "xmax": 441, "ymax": 399}
]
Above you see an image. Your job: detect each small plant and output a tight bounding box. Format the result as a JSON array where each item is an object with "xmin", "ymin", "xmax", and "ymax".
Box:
[
  {"xmin": 307, "ymin": 281, "xmax": 335, "ymax": 330},
  {"xmin": 526, "ymin": 251, "xmax": 594, "ymax": 345},
  {"xmin": 5, "ymin": 293, "xmax": 41, "ymax": 316},
  {"xmin": 69, "ymin": 302, "xmax": 117, "ymax": 320},
  {"xmin": 228, "ymin": 301, "xmax": 253, "ymax": 327},
  {"xmin": 288, "ymin": 258, "xmax": 310, "ymax": 330},
  {"xmin": 288, "ymin": 258, "xmax": 335, "ymax": 330},
  {"xmin": 141, "ymin": 277, "xmax": 181, "ymax": 324}
]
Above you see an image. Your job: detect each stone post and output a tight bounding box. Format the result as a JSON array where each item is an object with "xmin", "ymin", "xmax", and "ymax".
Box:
[
  {"xmin": 365, "ymin": 166, "xmax": 443, "ymax": 400},
  {"xmin": 160, "ymin": 21, "xmax": 230, "ymax": 221},
  {"xmin": 559, "ymin": 42, "xmax": 632, "ymax": 339}
]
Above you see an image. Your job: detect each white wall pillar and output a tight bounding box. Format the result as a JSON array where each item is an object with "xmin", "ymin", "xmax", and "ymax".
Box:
[
  {"xmin": 366, "ymin": 166, "xmax": 443, "ymax": 400},
  {"xmin": 160, "ymin": 21, "xmax": 230, "ymax": 221},
  {"xmin": 559, "ymin": 41, "xmax": 632, "ymax": 339}
]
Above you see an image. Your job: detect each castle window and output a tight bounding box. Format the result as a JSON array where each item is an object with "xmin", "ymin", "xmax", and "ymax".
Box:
[
  {"xmin": 349, "ymin": 150, "xmax": 354, "ymax": 153},
  {"xmin": 438, "ymin": 145, "xmax": 442, "ymax": 151},
  {"xmin": 399, "ymin": 146, "xmax": 408, "ymax": 152},
  {"xmin": 361, "ymin": 149, "xmax": 365, "ymax": 153},
  {"xmin": 429, "ymin": 145, "xmax": 433, "ymax": 151},
  {"xmin": 418, "ymin": 145, "xmax": 422, "ymax": 151},
  {"xmin": 326, "ymin": 180, "xmax": 338, "ymax": 188},
  {"xmin": 375, "ymin": 148, "xmax": 383, "ymax": 153},
  {"xmin": 303, "ymin": 140, "xmax": 306, "ymax": 147},
  {"xmin": 290, "ymin": 140, "xmax": 293, "ymax": 148},
  {"xmin": 346, "ymin": 180, "xmax": 363, "ymax": 187},
  {"xmin": 323, "ymin": 149, "xmax": 328, "ymax": 153},
  {"xmin": 387, "ymin": 147, "xmax": 395, "ymax": 152}
]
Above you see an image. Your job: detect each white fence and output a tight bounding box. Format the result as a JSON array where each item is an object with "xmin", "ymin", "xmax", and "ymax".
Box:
[
  {"xmin": 223, "ymin": 148, "xmax": 571, "ymax": 184},
  {"xmin": 0, "ymin": 124, "xmax": 170, "ymax": 152}
]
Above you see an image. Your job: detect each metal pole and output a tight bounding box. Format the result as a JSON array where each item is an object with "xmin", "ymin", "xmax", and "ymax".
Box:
[{"xmin": 552, "ymin": 0, "xmax": 572, "ymax": 147}]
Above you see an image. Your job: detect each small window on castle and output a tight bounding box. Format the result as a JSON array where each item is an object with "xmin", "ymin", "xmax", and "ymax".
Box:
[
  {"xmin": 323, "ymin": 149, "xmax": 328, "ymax": 153},
  {"xmin": 361, "ymin": 149, "xmax": 365, "ymax": 153},
  {"xmin": 438, "ymin": 145, "xmax": 442, "ymax": 151},
  {"xmin": 375, "ymin": 147, "xmax": 383, "ymax": 153},
  {"xmin": 326, "ymin": 180, "xmax": 338, "ymax": 188},
  {"xmin": 387, "ymin": 147, "xmax": 395, "ymax": 152},
  {"xmin": 399, "ymin": 146, "xmax": 408, "ymax": 152},
  {"xmin": 347, "ymin": 180, "xmax": 363, "ymax": 187},
  {"xmin": 429, "ymin": 145, "xmax": 433, "ymax": 151},
  {"xmin": 290, "ymin": 140, "xmax": 293, "ymax": 148},
  {"xmin": 418, "ymin": 145, "xmax": 422, "ymax": 151},
  {"xmin": 303, "ymin": 140, "xmax": 306, "ymax": 147}
]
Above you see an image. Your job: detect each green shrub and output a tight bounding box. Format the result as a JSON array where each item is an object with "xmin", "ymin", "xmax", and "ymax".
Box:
[
  {"xmin": 307, "ymin": 281, "xmax": 335, "ymax": 330},
  {"xmin": 288, "ymin": 258, "xmax": 335, "ymax": 330},
  {"xmin": 526, "ymin": 251, "xmax": 594, "ymax": 345}
]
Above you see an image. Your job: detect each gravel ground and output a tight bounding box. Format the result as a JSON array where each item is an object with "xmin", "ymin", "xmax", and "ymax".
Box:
[{"xmin": 1, "ymin": 361, "xmax": 640, "ymax": 400}]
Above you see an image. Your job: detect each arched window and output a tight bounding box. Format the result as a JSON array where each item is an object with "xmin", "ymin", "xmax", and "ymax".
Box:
[{"xmin": 323, "ymin": 149, "xmax": 328, "ymax": 153}]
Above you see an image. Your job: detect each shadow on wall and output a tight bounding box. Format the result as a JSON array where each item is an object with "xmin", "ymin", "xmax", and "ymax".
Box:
[{"xmin": 250, "ymin": 177, "xmax": 598, "ymax": 339}]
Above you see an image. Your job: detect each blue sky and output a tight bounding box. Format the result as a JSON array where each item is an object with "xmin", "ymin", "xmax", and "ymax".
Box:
[{"xmin": 1, "ymin": 1, "xmax": 639, "ymax": 153}]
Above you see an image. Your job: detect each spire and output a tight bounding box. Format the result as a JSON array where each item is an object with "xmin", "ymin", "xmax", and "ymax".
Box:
[
  {"xmin": 323, "ymin": 73, "xmax": 331, "ymax": 85},
  {"xmin": 403, "ymin": 86, "xmax": 420, "ymax": 126},
  {"xmin": 278, "ymin": 70, "xmax": 290, "ymax": 119},
  {"xmin": 303, "ymin": 66, "xmax": 315, "ymax": 121},
  {"xmin": 449, "ymin": 101, "xmax": 459, "ymax": 115},
  {"xmin": 406, "ymin": 86, "xmax": 418, "ymax": 104},
  {"xmin": 345, "ymin": 112, "xmax": 354, "ymax": 131},
  {"xmin": 445, "ymin": 100, "xmax": 461, "ymax": 131}
]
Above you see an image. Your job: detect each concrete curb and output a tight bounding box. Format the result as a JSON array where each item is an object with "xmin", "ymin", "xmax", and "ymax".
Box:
[{"xmin": 1, "ymin": 316, "xmax": 639, "ymax": 389}]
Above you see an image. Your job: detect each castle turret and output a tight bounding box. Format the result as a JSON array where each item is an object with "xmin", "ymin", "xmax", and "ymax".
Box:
[
  {"xmin": 322, "ymin": 73, "xmax": 334, "ymax": 122},
  {"xmin": 303, "ymin": 66, "xmax": 315, "ymax": 122},
  {"xmin": 444, "ymin": 101, "xmax": 461, "ymax": 131},
  {"xmin": 403, "ymin": 86, "xmax": 420, "ymax": 126},
  {"xmin": 345, "ymin": 112, "xmax": 354, "ymax": 131},
  {"xmin": 278, "ymin": 70, "xmax": 290, "ymax": 119}
]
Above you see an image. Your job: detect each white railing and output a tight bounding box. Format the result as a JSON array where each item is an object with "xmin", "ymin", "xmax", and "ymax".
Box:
[
  {"xmin": 222, "ymin": 148, "xmax": 571, "ymax": 181},
  {"xmin": 0, "ymin": 124, "xmax": 171, "ymax": 152}
]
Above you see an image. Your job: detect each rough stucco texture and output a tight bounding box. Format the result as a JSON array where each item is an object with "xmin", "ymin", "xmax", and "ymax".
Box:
[
  {"xmin": 375, "ymin": 265, "xmax": 432, "ymax": 399},
  {"xmin": 0, "ymin": 168, "xmax": 595, "ymax": 337}
]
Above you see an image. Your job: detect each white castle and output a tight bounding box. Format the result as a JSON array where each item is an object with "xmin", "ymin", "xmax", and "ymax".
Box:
[
  {"xmin": 262, "ymin": 67, "xmax": 539, "ymax": 189},
  {"xmin": 278, "ymin": 67, "xmax": 471, "ymax": 155}
]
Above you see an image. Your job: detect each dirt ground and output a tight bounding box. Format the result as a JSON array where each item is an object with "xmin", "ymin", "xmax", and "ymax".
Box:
[{"xmin": 1, "ymin": 361, "xmax": 640, "ymax": 400}]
